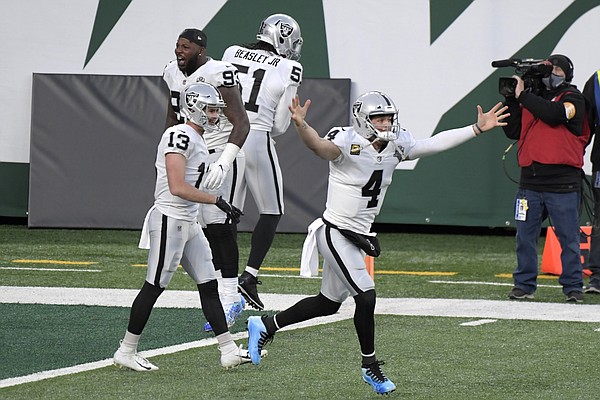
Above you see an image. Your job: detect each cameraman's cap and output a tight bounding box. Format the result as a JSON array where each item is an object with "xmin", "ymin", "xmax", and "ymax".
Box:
[
  {"xmin": 548, "ymin": 54, "xmax": 573, "ymax": 82},
  {"xmin": 179, "ymin": 28, "xmax": 207, "ymax": 48}
]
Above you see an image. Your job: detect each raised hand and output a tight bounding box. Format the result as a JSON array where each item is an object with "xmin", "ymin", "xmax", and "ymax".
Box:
[
  {"xmin": 288, "ymin": 95, "xmax": 311, "ymax": 127},
  {"xmin": 476, "ymin": 102, "xmax": 510, "ymax": 132}
]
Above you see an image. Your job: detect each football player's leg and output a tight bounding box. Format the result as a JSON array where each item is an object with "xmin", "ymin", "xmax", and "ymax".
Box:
[
  {"xmin": 115, "ymin": 211, "xmax": 184, "ymax": 371},
  {"xmin": 130, "ymin": 211, "xmax": 185, "ymax": 332},
  {"xmin": 181, "ymin": 226, "xmax": 227, "ymax": 335},
  {"xmin": 267, "ymin": 223, "xmax": 356, "ymax": 329},
  {"xmin": 201, "ymin": 167, "xmax": 241, "ymax": 302},
  {"xmin": 245, "ymin": 132, "xmax": 284, "ymax": 272}
]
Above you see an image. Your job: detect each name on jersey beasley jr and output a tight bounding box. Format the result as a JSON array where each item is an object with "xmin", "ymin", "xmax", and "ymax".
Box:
[{"xmin": 233, "ymin": 49, "xmax": 281, "ymax": 67}]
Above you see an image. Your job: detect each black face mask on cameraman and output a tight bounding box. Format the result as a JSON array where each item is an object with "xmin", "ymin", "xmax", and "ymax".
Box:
[{"xmin": 542, "ymin": 73, "xmax": 566, "ymax": 90}]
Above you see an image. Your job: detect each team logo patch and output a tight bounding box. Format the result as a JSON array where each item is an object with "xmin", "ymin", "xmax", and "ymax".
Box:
[
  {"xmin": 279, "ymin": 22, "xmax": 294, "ymax": 38},
  {"xmin": 350, "ymin": 144, "xmax": 361, "ymax": 155},
  {"xmin": 185, "ymin": 92, "xmax": 199, "ymax": 108}
]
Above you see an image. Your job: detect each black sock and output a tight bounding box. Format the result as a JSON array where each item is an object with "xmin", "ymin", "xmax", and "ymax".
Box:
[
  {"xmin": 247, "ymin": 214, "xmax": 281, "ymax": 268},
  {"xmin": 362, "ymin": 355, "xmax": 377, "ymax": 368},
  {"xmin": 263, "ymin": 315, "xmax": 278, "ymax": 335},
  {"xmin": 128, "ymin": 281, "xmax": 164, "ymax": 335}
]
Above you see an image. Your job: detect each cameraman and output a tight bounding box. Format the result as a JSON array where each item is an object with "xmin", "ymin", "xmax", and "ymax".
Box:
[
  {"xmin": 502, "ymin": 54, "xmax": 589, "ymax": 302},
  {"xmin": 583, "ymin": 69, "xmax": 600, "ymax": 294}
]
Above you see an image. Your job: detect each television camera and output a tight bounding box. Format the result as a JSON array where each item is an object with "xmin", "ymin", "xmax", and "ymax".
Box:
[{"xmin": 491, "ymin": 58, "xmax": 552, "ymax": 97}]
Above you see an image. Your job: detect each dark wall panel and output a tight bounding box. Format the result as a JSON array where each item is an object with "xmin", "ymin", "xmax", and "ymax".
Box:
[
  {"xmin": 29, "ymin": 74, "xmax": 350, "ymax": 231},
  {"xmin": 29, "ymin": 74, "xmax": 165, "ymax": 228}
]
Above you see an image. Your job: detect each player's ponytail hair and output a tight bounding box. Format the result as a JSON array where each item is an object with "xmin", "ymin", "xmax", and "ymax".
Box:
[{"xmin": 243, "ymin": 41, "xmax": 277, "ymax": 54}]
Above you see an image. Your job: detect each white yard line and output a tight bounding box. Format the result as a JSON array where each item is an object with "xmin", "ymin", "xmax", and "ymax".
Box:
[
  {"xmin": 1, "ymin": 285, "xmax": 600, "ymax": 389},
  {"xmin": 460, "ymin": 319, "xmax": 498, "ymax": 326}
]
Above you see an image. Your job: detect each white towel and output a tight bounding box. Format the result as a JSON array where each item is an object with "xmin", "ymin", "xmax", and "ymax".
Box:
[
  {"xmin": 300, "ymin": 218, "xmax": 324, "ymax": 277},
  {"xmin": 138, "ymin": 205, "xmax": 156, "ymax": 249}
]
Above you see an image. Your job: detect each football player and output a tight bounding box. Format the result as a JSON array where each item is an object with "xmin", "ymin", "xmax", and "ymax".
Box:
[
  {"xmin": 246, "ymin": 92, "xmax": 509, "ymax": 394},
  {"xmin": 113, "ymin": 83, "xmax": 249, "ymax": 371},
  {"xmin": 222, "ymin": 14, "xmax": 304, "ymax": 311},
  {"xmin": 163, "ymin": 29, "xmax": 249, "ymax": 330}
]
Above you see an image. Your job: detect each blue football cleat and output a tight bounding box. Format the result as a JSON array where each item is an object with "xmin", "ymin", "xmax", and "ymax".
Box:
[
  {"xmin": 362, "ymin": 361, "xmax": 396, "ymax": 395},
  {"xmin": 247, "ymin": 316, "xmax": 273, "ymax": 365}
]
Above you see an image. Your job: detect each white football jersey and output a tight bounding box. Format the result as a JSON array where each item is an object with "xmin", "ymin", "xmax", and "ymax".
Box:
[
  {"xmin": 163, "ymin": 58, "xmax": 239, "ymax": 149},
  {"xmin": 222, "ymin": 45, "xmax": 302, "ymax": 135},
  {"xmin": 322, "ymin": 126, "xmax": 418, "ymax": 235},
  {"xmin": 153, "ymin": 123, "xmax": 209, "ymax": 221}
]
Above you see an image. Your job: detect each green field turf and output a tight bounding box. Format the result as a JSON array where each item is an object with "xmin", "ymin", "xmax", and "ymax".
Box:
[{"xmin": 1, "ymin": 225, "xmax": 599, "ymax": 399}]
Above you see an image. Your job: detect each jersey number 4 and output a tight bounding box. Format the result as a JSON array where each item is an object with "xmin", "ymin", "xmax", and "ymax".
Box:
[{"xmin": 362, "ymin": 170, "xmax": 383, "ymax": 208}]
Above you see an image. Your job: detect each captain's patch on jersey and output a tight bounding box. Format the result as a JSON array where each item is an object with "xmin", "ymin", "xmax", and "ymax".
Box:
[{"xmin": 350, "ymin": 144, "xmax": 361, "ymax": 155}]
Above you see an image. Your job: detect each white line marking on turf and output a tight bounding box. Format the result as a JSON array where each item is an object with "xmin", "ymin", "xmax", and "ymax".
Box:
[
  {"xmin": 595, "ymin": 327, "xmax": 600, "ymax": 332},
  {"xmin": 429, "ymin": 280, "xmax": 562, "ymax": 288},
  {"xmin": 0, "ymin": 333, "xmax": 238, "ymax": 389},
  {"xmin": 460, "ymin": 319, "xmax": 498, "ymax": 326}
]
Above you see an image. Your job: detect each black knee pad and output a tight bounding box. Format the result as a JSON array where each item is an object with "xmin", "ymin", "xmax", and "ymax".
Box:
[
  {"xmin": 203, "ymin": 224, "xmax": 238, "ymax": 277},
  {"xmin": 257, "ymin": 214, "xmax": 281, "ymax": 229},
  {"xmin": 315, "ymin": 293, "xmax": 342, "ymax": 315},
  {"xmin": 142, "ymin": 280, "xmax": 164, "ymax": 299},
  {"xmin": 354, "ymin": 289, "xmax": 376, "ymax": 309},
  {"xmin": 197, "ymin": 280, "xmax": 227, "ymax": 334}
]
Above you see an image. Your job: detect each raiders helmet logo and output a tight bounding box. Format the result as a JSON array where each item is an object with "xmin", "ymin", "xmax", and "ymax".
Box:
[
  {"xmin": 185, "ymin": 92, "xmax": 199, "ymax": 108},
  {"xmin": 279, "ymin": 22, "xmax": 294, "ymax": 38}
]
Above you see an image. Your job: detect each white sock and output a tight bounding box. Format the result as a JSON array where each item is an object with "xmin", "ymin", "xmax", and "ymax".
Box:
[
  {"xmin": 215, "ymin": 332, "xmax": 237, "ymax": 354},
  {"xmin": 120, "ymin": 331, "xmax": 140, "ymax": 354},
  {"xmin": 222, "ymin": 277, "xmax": 240, "ymax": 304},
  {"xmin": 215, "ymin": 270, "xmax": 224, "ymax": 294},
  {"xmin": 244, "ymin": 266, "xmax": 259, "ymax": 277}
]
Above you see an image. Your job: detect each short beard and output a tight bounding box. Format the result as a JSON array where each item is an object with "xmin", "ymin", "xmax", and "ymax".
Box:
[{"xmin": 181, "ymin": 52, "xmax": 202, "ymax": 76}]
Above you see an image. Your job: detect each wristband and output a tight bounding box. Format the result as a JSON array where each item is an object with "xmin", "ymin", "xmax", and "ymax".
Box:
[
  {"xmin": 218, "ymin": 143, "xmax": 241, "ymax": 166},
  {"xmin": 473, "ymin": 123, "xmax": 483, "ymax": 135}
]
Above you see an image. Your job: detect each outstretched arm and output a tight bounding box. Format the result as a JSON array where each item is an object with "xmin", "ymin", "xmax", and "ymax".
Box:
[
  {"xmin": 289, "ymin": 95, "xmax": 341, "ymax": 161},
  {"xmin": 406, "ymin": 102, "xmax": 509, "ymax": 160}
]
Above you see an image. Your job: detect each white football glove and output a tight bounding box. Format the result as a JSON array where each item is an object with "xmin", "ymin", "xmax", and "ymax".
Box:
[{"xmin": 203, "ymin": 143, "xmax": 240, "ymax": 190}]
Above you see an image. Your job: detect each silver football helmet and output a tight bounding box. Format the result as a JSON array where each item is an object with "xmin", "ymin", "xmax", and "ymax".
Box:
[
  {"xmin": 257, "ymin": 14, "xmax": 303, "ymax": 61},
  {"xmin": 180, "ymin": 82, "xmax": 226, "ymax": 133},
  {"xmin": 352, "ymin": 91, "xmax": 400, "ymax": 141}
]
